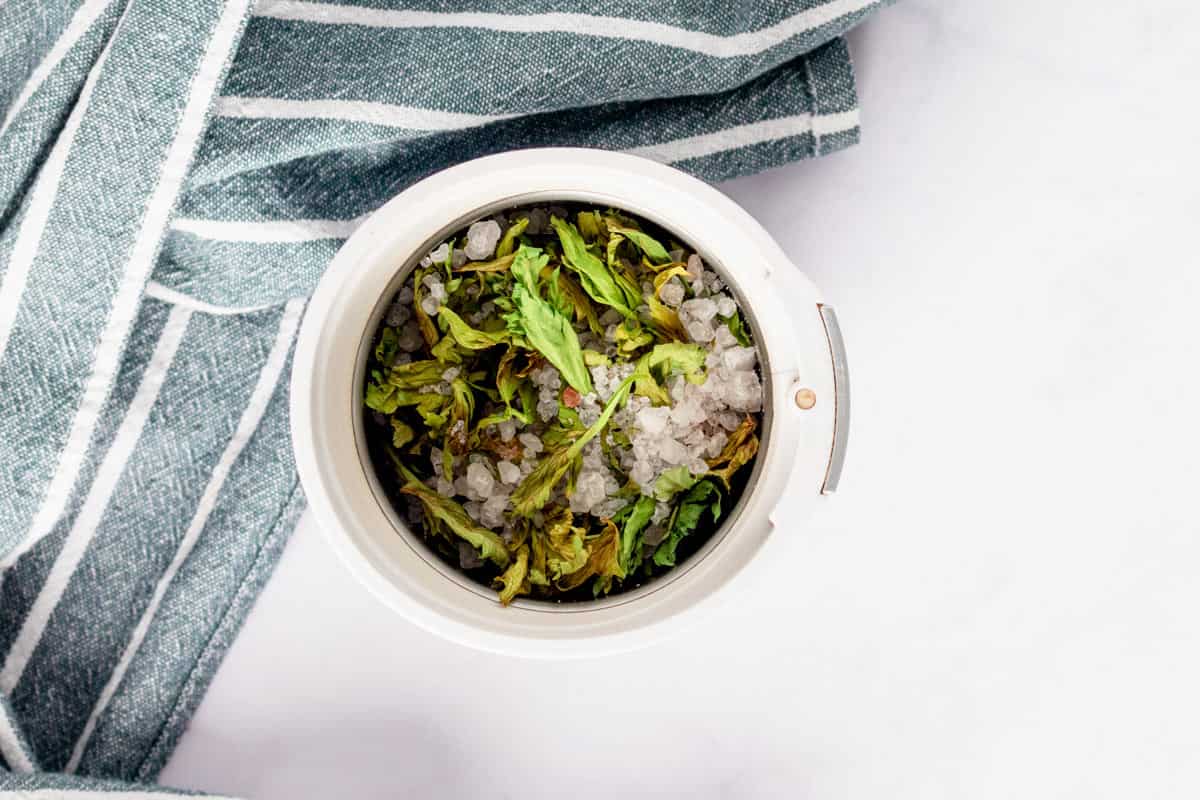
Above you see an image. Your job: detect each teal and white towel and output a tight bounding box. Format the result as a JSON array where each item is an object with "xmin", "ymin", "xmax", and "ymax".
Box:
[{"xmin": 0, "ymin": 0, "xmax": 882, "ymax": 792}]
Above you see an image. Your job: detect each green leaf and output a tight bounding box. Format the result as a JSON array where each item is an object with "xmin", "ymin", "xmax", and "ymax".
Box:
[
  {"xmin": 456, "ymin": 252, "xmax": 515, "ymax": 273},
  {"xmin": 496, "ymin": 347, "xmax": 519, "ymax": 404},
  {"xmin": 542, "ymin": 507, "xmax": 589, "ymax": 580},
  {"xmin": 495, "ymin": 216, "xmax": 529, "ymax": 258},
  {"xmin": 437, "ymin": 306, "xmax": 509, "ymax": 350},
  {"xmin": 507, "ymin": 245, "xmax": 594, "ymax": 395},
  {"xmin": 399, "ymin": 481, "xmax": 510, "ymax": 568},
  {"xmin": 619, "ymin": 495, "xmax": 656, "ymax": 573},
  {"xmin": 365, "ymin": 372, "xmax": 401, "ymax": 413},
  {"xmin": 723, "ymin": 311, "xmax": 752, "ymax": 346},
  {"xmin": 653, "ymin": 265, "xmax": 690, "ymax": 298},
  {"xmin": 577, "ymin": 210, "xmax": 603, "ymax": 241},
  {"xmin": 630, "ymin": 342, "xmax": 707, "ymax": 406},
  {"xmin": 582, "ymin": 349, "xmax": 611, "ymax": 367},
  {"xmin": 551, "ymin": 216, "xmax": 638, "ymax": 318},
  {"xmin": 557, "ymin": 405, "xmax": 581, "ymax": 429},
  {"xmin": 411, "ymin": 268, "xmax": 439, "ymax": 348},
  {"xmin": 444, "ymin": 378, "xmax": 475, "ymax": 455},
  {"xmin": 653, "ymin": 465, "xmax": 697, "ymax": 502},
  {"xmin": 386, "ymin": 359, "xmax": 445, "ymax": 389},
  {"xmin": 605, "ymin": 221, "xmax": 671, "ymax": 265},
  {"xmin": 557, "ymin": 520, "xmax": 624, "ymax": 593},
  {"xmin": 391, "ymin": 419, "xmax": 414, "ymax": 449},
  {"xmin": 430, "ymin": 335, "xmax": 463, "ymax": 364},
  {"xmin": 547, "ymin": 266, "xmax": 572, "ymax": 317},
  {"xmin": 492, "ymin": 546, "xmax": 529, "ymax": 605},
  {"xmin": 365, "ymin": 374, "xmax": 448, "ymax": 425},
  {"xmin": 510, "ymin": 374, "xmax": 634, "ymax": 516},
  {"xmin": 374, "ymin": 328, "xmax": 399, "ymax": 365},
  {"xmin": 644, "ymin": 342, "xmax": 706, "ymax": 376},
  {"xmin": 646, "ymin": 293, "xmax": 687, "ymax": 342},
  {"xmin": 614, "ymin": 323, "xmax": 654, "ymax": 356},
  {"xmin": 707, "ymin": 415, "xmax": 760, "ymax": 487},
  {"xmin": 653, "ymin": 480, "xmax": 722, "ymax": 568},
  {"xmin": 510, "ymin": 243, "xmax": 546, "ymax": 293}
]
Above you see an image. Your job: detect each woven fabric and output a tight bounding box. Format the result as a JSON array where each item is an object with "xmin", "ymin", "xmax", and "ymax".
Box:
[{"xmin": 0, "ymin": 0, "xmax": 882, "ymax": 792}]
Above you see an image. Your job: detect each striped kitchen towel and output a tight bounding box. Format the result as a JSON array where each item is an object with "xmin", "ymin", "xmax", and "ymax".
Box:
[{"xmin": 0, "ymin": 0, "xmax": 883, "ymax": 793}]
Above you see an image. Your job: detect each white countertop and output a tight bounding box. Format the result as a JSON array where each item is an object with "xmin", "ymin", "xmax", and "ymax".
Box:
[{"xmin": 162, "ymin": 2, "xmax": 1200, "ymax": 797}]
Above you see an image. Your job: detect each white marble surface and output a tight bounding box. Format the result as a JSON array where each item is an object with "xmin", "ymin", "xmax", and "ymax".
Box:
[{"xmin": 162, "ymin": 2, "xmax": 1200, "ymax": 797}]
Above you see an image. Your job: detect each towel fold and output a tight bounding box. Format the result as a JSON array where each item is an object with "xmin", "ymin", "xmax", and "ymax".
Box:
[{"xmin": 0, "ymin": 0, "xmax": 882, "ymax": 792}]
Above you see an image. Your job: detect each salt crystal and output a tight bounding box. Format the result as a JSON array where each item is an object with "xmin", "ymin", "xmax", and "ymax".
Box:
[
  {"xmin": 636, "ymin": 405, "xmax": 670, "ymax": 436},
  {"xmin": 405, "ymin": 498, "xmax": 424, "ymax": 525},
  {"xmin": 480, "ymin": 494, "xmax": 509, "ymax": 528},
  {"xmin": 630, "ymin": 459, "xmax": 655, "ymax": 488},
  {"xmin": 436, "ymin": 477, "xmax": 455, "ymax": 497},
  {"xmin": 598, "ymin": 308, "xmax": 623, "ymax": 326},
  {"xmin": 681, "ymin": 297, "xmax": 718, "ymax": 323},
  {"xmin": 498, "ymin": 419, "xmax": 516, "ymax": 441},
  {"xmin": 458, "ymin": 542, "xmax": 484, "ymax": 569},
  {"xmin": 397, "ymin": 323, "xmax": 423, "ymax": 352},
  {"xmin": 724, "ymin": 372, "xmax": 763, "ymax": 411},
  {"xmin": 686, "ymin": 320, "xmax": 714, "ymax": 343},
  {"xmin": 722, "ymin": 346, "xmax": 757, "ymax": 372},
  {"xmin": 714, "ymin": 325, "xmax": 738, "ymax": 349},
  {"xmin": 533, "ymin": 365, "xmax": 561, "ymax": 389},
  {"xmin": 385, "ymin": 302, "xmax": 410, "ymax": 327},
  {"xmin": 569, "ymin": 471, "xmax": 608, "ymax": 514},
  {"xmin": 463, "ymin": 501, "xmax": 483, "ymax": 522},
  {"xmin": 686, "ymin": 253, "xmax": 704, "ymax": 281},
  {"xmin": 394, "ymin": 353, "xmax": 412, "ymax": 365},
  {"xmin": 672, "ymin": 395, "xmax": 706, "ymax": 429},
  {"xmin": 526, "ymin": 208, "xmax": 549, "ymax": 234},
  {"xmin": 497, "ymin": 460, "xmax": 521, "ymax": 485},
  {"xmin": 659, "ymin": 279, "xmax": 685, "ymax": 308},
  {"xmin": 465, "ymin": 220, "xmax": 502, "ymax": 260},
  {"xmin": 669, "ymin": 376, "xmax": 686, "ymax": 402},
  {"xmin": 420, "ymin": 295, "xmax": 440, "ymax": 316},
  {"xmin": 706, "ymin": 430, "xmax": 729, "ymax": 458},
  {"xmin": 452, "ymin": 249, "xmax": 468, "ymax": 268},
  {"xmin": 595, "ymin": 497, "xmax": 626, "ymax": 519},
  {"xmin": 427, "ymin": 243, "xmax": 449, "ymax": 264},
  {"xmin": 537, "ymin": 397, "xmax": 559, "ymax": 422},
  {"xmin": 395, "ymin": 287, "xmax": 414, "ymax": 304},
  {"xmin": 658, "ymin": 438, "xmax": 690, "ymax": 465},
  {"xmin": 466, "ymin": 462, "xmax": 495, "ymax": 499},
  {"xmin": 455, "ymin": 476, "xmax": 475, "ymax": 499},
  {"xmin": 715, "ymin": 295, "xmax": 737, "ymax": 317},
  {"xmin": 441, "ymin": 367, "xmax": 461, "ymax": 382},
  {"xmin": 518, "ymin": 432, "xmax": 544, "ymax": 455},
  {"xmin": 429, "ymin": 282, "xmax": 447, "ymax": 302},
  {"xmin": 718, "ymin": 412, "xmax": 742, "ymax": 431},
  {"xmin": 645, "ymin": 525, "xmax": 671, "ymax": 550},
  {"xmin": 668, "ymin": 248, "xmax": 685, "ymax": 262},
  {"xmin": 687, "ymin": 457, "xmax": 709, "ymax": 475}
]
